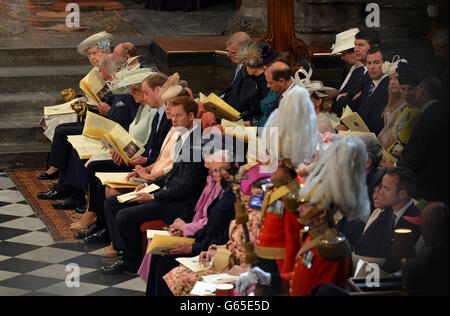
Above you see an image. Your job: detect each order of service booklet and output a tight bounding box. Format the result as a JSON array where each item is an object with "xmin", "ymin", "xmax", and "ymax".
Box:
[
  {"xmin": 79, "ymin": 111, "xmax": 145, "ymax": 164},
  {"xmin": 146, "ymin": 234, "xmax": 195, "ymax": 255}
]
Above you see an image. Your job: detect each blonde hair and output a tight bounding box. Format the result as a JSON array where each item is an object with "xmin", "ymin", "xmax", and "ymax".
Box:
[{"xmin": 383, "ymin": 88, "xmax": 405, "ymax": 118}]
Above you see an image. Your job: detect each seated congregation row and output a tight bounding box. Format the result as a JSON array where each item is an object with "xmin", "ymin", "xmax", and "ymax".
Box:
[{"xmin": 35, "ymin": 28, "xmax": 448, "ymax": 296}]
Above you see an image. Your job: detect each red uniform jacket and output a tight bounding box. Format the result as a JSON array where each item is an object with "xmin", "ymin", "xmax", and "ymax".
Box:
[{"xmin": 287, "ymin": 236, "xmax": 351, "ymax": 296}]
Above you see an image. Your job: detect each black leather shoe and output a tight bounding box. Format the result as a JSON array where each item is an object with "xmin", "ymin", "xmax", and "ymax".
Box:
[
  {"xmin": 52, "ymin": 197, "xmax": 85, "ymax": 210},
  {"xmin": 100, "ymin": 259, "xmax": 138, "ymax": 275},
  {"xmin": 75, "ymin": 204, "xmax": 88, "ymax": 214},
  {"xmin": 84, "ymin": 229, "xmax": 110, "ymax": 244},
  {"xmin": 38, "ymin": 171, "xmax": 59, "ymax": 180},
  {"xmin": 37, "ymin": 189, "xmax": 70, "ymax": 200},
  {"xmin": 74, "ymin": 223, "xmax": 100, "ymax": 240}
]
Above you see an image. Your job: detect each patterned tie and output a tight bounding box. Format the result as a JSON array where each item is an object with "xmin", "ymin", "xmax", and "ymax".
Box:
[
  {"xmin": 145, "ymin": 111, "xmax": 160, "ymax": 157},
  {"xmin": 368, "ymin": 81, "xmax": 376, "ymax": 97}
]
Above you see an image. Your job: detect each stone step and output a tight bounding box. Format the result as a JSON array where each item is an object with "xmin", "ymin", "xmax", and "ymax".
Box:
[
  {"xmin": 0, "ymin": 64, "xmax": 92, "ymax": 93},
  {"xmin": 0, "ymin": 117, "xmax": 50, "ymax": 145},
  {"xmin": 0, "ymin": 143, "xmax": 50, "ymax": 170},
  {"xmin": 0, "ymin": 91, "xmax": 63, "ymax": 117}
]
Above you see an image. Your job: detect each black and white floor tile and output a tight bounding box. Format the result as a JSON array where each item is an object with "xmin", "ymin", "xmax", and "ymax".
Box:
[{"xmin": 0, "ymin": 172, "xmax": 146, "ymax": 296}]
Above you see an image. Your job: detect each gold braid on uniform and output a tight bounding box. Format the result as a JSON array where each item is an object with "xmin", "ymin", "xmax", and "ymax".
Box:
[
  {"xmin": 61, "ymin": 88, "xmax": 82, "ymax": 102},
  {"xmin": 71, "ymin": 100, "xmax": 89, "ymax": 119}
]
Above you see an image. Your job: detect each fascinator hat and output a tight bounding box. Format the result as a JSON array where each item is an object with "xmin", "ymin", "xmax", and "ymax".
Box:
[
  {"xmin": 292, "ymin": 68, "xmax": 339, "ymax": 99},
  {"xmin": 237, "ymin": 42, "xmax": 279, "ymax": 67},
  {"xmin": 382, "ymin": 55, "xmax": 408, "ymax": 76},
  {"xmin": 298, "ymin": 136, "xmax": 370, "ymax": 224},
  {"xmin": 77, "ymin": 31, "xmax": 113, "ymax": 55}
]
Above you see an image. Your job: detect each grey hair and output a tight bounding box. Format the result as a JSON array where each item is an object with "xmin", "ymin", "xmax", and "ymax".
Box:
[
  {"xmin": 317, "ymin": 113, "xmax": 336, "ymax": 134},
  {"xmin": 99, "ymin": 54, "xmax": 125, "ymax": 75},
  {"xmin": 360, "ymin": 135, "xmax": 383, "ymax": 165},
  {"xmin": 226, "ymin": 31, "xmax": 251, "ymax": 49}
]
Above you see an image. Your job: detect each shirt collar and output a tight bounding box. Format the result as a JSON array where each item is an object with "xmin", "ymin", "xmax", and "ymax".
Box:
[
  {"xmin": 283, "ymin": 82, "xmax": 295, "ymax": 97},
  {"xmin": 372, "ymin": 74, "xmax": 389, "ymax": 88},
  {"xmin": 393, "ymin": 200, "xmax": 413, "ymax": 224}
]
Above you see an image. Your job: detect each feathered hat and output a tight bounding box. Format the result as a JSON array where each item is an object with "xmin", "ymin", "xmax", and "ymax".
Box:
[
  {"xmin": 382, "ymin": 55, "xmax": 408, "ymax": 76},
  {"xmin": 237, "ymin": 42, "xmax": 279, "ymax": 67},
  {"xmin": 107, "ymin": 58, "xmax": 154, "ymax": 94},
  {"xmin": 261, "ymin": 85, "xmax": 321, "ymax": 168},
  {"xmin": 77, "ymin": 31, "xmax": 113, "ymax": 55},
  {"xmin": 298, "ymin": 136, "xmax": 370, "ymax": 223},
  {"xmin": 292, "ymin": 68, "xmax": 339, "ymax": 99}
]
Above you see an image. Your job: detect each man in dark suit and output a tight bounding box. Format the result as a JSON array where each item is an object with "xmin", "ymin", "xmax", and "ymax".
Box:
[
  {"xmin": 332, "ymin": 28, "xmax": 380, "ymax": 117},
  {"xmin": 350, "ymin": 47, "xmax": 389, "ymax": 135},
  {"xmin": 399, "ymin": 77, "xmax": 449, "ymax": 204},
  {"xmin": 221, "ymin": 32, "xmax": 258, "ymax": 111},
  {"xmin": 101, "ymin": 96, "xmax": 208, "ymax": 274},
  {"xmin": 353, "ymin": 167, "xmax": 421, "ymax": 273}
]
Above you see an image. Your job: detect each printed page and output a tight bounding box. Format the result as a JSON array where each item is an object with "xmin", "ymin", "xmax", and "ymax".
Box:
[
  {"xmin": 43, "ymin": 98, "xmax": 82, "ymax": 116},
  {"xmin": 79, "ymin": 68, "xmax": 105, "ymax": 104},
  {"xmin": 82, "ymin": 111, "xmax": 117, "ymax": 139},
  {"xmin": 67, "ymin": 135, "xmax": 108, "ymax": 159},
  {"xmin": 176, "ymin": 255, "xmax": 212, "ymax": 273}
]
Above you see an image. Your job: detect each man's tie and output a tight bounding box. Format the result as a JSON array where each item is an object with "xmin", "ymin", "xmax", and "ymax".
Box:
[
  {"xmin": 145, "ymin": 111, "xmax": 160, "ymax": 157},
  {"xmin": 368, "ymin": 81, "xmax": 376, "ymax": 97}
]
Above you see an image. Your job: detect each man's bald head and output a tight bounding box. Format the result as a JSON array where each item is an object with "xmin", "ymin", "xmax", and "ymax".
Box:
[
  {"xmin": 265, "ymin": 61, "xmax": 293, "ymax": 94},
  {"xmin": 113, "ymin": 42, "xmax": 138, "ymax": 61}
]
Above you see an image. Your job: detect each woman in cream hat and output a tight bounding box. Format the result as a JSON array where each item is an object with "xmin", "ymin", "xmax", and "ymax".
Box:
[
  {"xmin": 77, "ymin": 31, "xmax": 114, "ymax": 67},
  {"xmin": 292, "ymin": 67, "xmax": 339, "ymax": 115},
  {"xmin": 377, "ymin": 56, "xmax": 408, "ymax": 150}
]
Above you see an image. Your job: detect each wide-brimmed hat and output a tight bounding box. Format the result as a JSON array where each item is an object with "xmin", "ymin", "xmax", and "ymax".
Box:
[
  {"xmin": 292, "ymin": 68, "xmax": 339, "ymax": 99},
  {"xmin": 117, "ymin": 68, "xmax": 156, "ymax": 89},
  {"xmin": 331, "ymin": 28, "xmax": 359, "ymax": 55},
  {"xmin": 77, "ymin": 31, "xmax": 113, "ymax": 55}
]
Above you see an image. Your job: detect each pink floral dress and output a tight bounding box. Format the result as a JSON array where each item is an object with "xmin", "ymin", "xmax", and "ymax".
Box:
[{"xmin": 163, "ymin": 208, "xmax": 260, "ymax": 296}]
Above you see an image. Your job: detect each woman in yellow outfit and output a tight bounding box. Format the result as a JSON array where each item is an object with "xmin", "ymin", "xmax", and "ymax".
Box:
[{"xmin": 388, "ymin": 61, "xmax": 423, "ymax": 158}]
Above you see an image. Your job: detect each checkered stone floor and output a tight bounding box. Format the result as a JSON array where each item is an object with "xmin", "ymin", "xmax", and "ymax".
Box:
[{"xmin": 0, "ymin": 172, "xmax": 146, "ymax": 296}]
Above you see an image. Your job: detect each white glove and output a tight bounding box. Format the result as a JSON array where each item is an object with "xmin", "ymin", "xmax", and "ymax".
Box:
[
  {"xmin": 236, "ymin": 267, "xmax": 272, "ymax": 295},
  {"xmin": 236, "ymin": 271, "xmax": 252, "ymax": 295},
  {"xmin": 248, "ymin": 266, "xmax": 272, "ymax": 286}
]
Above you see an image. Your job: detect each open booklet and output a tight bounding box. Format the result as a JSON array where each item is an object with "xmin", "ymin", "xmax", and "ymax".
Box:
[
  {"xmin": 221, "ymin": 119, "xmax": 257, "ymax": 142},
  {"xmin": 79, "ymin": 67, "xmax": 106, "ymax": 105},
  {"xmin": 82, "ymin": 111, "xmax": 145, "ymax": 165},
  {"xmin": 176, "ymin": 255, "xmax": 212, "ymax": 273},
  {"xmin": 341, "ymin": 105, "xmax": 371, "ymax": 133},
  {"xmin": 95, "ymin": 172, "xmax": 147, "ymax": 189},
  {"xmin": 116, "ymin": 183, "xmax": 160, "ymax": 203},
  {"xmin": 200, "ymin": 92, "xmax": 241, "ymax": 122},
  {"xmin": 146, "ymin": 234, "xmax": 195, "ymax": 255},
  {"xmin": 67, "ymin": 135, "xmax": 109, "ymax": 159}
]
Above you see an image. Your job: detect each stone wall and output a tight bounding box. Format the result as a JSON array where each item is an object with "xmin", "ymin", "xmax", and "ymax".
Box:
[{"xmin": 229, "ymin": 0, "xmax": 431, "ymax": 46}]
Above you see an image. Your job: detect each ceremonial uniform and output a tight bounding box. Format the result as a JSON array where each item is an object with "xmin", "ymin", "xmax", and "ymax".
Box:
[
  {"xmin": 255, "ymin": 176, "xmax": 304, "ymax": 295},
  {"xmin": 288, "ymin": 224, "xmax": 352, "ymax": 296}
]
